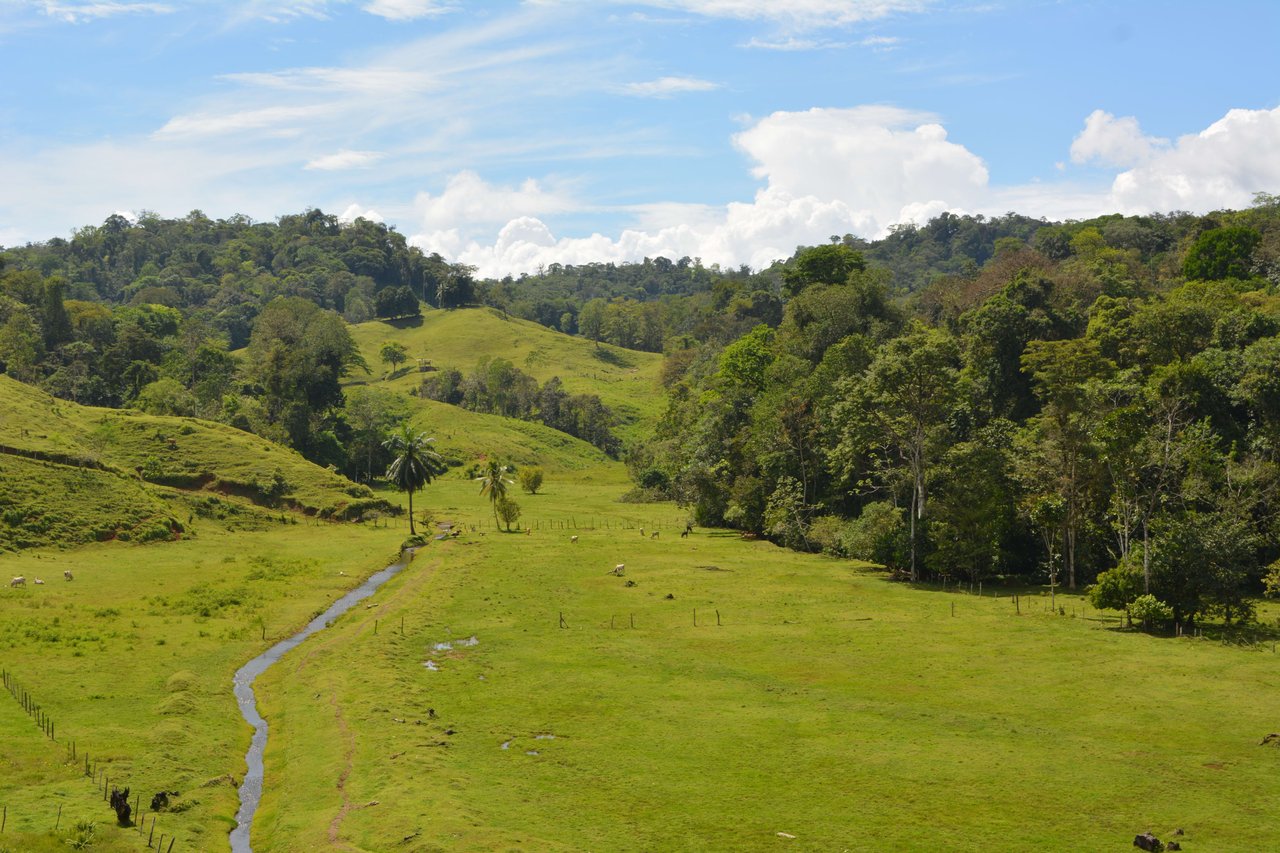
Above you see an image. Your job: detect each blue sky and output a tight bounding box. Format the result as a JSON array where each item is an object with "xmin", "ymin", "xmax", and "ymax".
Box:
[{"xmin": 2, "ymin": 0, "xmax": 1278, "ymax": 275}]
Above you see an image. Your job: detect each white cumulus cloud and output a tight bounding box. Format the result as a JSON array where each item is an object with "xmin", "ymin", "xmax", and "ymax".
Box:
[
  {"xmin": 410, "ymin": 106, "xmax": 994, "ymax": 276},
  {"xmin": 411, "ymin": 170, "xmax": 581, "ymax": 233},
  {"xmin": 338, "ymin": 203, "xmax": 384, "ymax": 223},
  {"xmin": 410, "ymin": 104, "xmax": 1280, "ymax": 279},
  {"xmin": 1105, "ymin": 106, "xmax": 1280, "ymax": 213},
  {"xmin": 1070, "ymin": 109, "xmax": 1168, "ymax": 168}
]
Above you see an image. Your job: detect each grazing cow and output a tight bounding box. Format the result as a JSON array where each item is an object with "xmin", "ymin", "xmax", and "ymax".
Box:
[
  {"xmin": 612, "ymin": 563, "xmax": 625, "ymax": 576},
  {"xmin": 33, "ymin": 577, "xmax": 44, "ymax": 585},
  {"xmin": 570, "ymin": 535, "xmax": 578, "ymax": 543},
  {"xmin": 1133, "ymin": 833, "xmax": 1163, "ymax": 852},
  {"xmin": 682, "ymin": 523, "xmax": 692, "ymax": 538},
  {"xmin": 650, "ymin": 531, "xmax": 659, "ymax": 539},
  {"xmin": 64, "ymin": 570, "xmax": 74, "ymax": 581},
  {"xmin": 639, "ymin": 527, "xmax": 644, "ymax": 537},
  {"xmin": 10, "ymin": 576, "xmax": 25, "ymax": 587}
]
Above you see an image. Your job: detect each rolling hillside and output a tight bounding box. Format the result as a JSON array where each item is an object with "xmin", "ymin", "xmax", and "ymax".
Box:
[
  {"xmin": 347, "ymin": 306, "xmax": 666, "ymax": 445},
  {"xmin": 0, "ymin": 375, "xmax": 394, "ymax": 550}
]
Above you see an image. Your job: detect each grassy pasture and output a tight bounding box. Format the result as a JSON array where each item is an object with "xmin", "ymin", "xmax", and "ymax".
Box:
[
  {"xmin": 251, "ymin": 474, "xmax": 1280, "ymax": 852},
  {"xmin": 0, "ymin": 522, "xmax": 399, "ymax": 851},
  {"xmin": 347, "ymin": 307, "xmax": 666, "ymax": 445}
]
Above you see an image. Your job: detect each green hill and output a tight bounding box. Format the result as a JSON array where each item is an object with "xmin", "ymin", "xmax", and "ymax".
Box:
[
  {"xmin": 404, "ymin": 397, "xmax": 610, "ymax": 472},
  {"xmin": 0, "ymin": 375, "xmax": 393, "ymax": 550},
  {"xmin": 347, "ymin": 306, "xmax": 666, "ymax": 445}
]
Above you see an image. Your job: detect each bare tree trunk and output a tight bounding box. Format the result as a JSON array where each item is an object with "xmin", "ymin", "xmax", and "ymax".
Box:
[{"xmin": 1141, "ymin": 519, "xmax": 1150, "ymax": 593}]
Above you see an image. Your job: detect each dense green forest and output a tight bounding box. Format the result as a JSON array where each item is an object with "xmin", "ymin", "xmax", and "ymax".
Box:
[
  {"xmin": 4, "ymin": 198, "xmax": 1280, "ymax": 628},
  {"xmin": 634, "ymin": 196, "xmax": 1280, "ymax": 629}
]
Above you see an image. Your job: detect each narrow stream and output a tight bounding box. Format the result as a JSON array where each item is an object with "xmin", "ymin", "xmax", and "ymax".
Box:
[{"xmin": 228, "ymin": 550, "xmax": 414, "ymax": 852}]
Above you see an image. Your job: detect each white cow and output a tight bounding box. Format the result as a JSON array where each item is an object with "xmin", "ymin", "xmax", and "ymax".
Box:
[
  {"xmin": 10, "ymin": 576, "xmax": 25, "ymax": 587},
  {"xmin": 612, "ymin": 563, "xmax": 625, "ymax": 576},
  {"xmin": 570, "ymin": 535, "xmax": 579, "ymax": 543},
  {"xmin": 64, "ymin": 570, "xmax": 74, "ymax": 581},
  {"xmin": 33, "ymin": 578, "xmax": 44, "ymax": 585}
]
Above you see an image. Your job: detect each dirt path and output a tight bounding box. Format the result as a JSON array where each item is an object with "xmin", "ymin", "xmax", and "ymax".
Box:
[
  {"xmin": 291, "ymin": 551, "xmax": 445, "ymax": 848},
  {"xmin": 326, "ymin": 692, "xmax": 359, "ymax": 848}
]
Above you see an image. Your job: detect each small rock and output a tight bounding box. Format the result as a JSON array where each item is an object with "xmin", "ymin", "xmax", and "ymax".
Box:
[{"xmin": 777, "ymin": 832, "xmax": 796, "ymax": 839}]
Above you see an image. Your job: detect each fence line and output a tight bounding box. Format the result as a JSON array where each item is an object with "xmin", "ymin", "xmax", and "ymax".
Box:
[{"xmin": 1, "ymin": 667, "xmax": 180, "ymax": 849}]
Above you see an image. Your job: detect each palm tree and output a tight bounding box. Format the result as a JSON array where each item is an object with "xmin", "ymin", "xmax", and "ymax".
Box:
[
  {"xmin": 475, "ymin": 459, "xmax": 514, "ymax": 529},
  {"xmin": 383, "ymin": 426, "xmax": 446, "ymax": 535}
]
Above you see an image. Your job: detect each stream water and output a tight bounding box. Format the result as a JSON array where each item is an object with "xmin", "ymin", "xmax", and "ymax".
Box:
[{"xmin": 228, "ymin": 551, "xmax": 413, "ymax": 852}]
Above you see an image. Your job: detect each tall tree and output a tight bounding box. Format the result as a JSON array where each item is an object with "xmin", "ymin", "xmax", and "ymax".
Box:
[
  {"xmin": 475, "ymin": 459, "xmax": 514, "ymax": 529},
  {"xmin": 383, "ymin": 426, "xmax": 446, "ymax": 536},
  {"xmin": 345, "ymin": 387, "xmax": 407, "ymax": 482},
  {"xmin": 831, "ymin": 326, "xmax": 961, "ymax": 580},
  {"xmin": 247, "ymin": 297, "xmax": 367, "ymax": 458},
  {"xmin": 1019, "ymin": 337, "xmax": 1111, "ymax": 589}
]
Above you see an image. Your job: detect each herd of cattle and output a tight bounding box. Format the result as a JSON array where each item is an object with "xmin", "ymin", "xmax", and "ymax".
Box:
[{"xmin": 9, "ymin": 570, "xmax": 72, "ymax": 587}]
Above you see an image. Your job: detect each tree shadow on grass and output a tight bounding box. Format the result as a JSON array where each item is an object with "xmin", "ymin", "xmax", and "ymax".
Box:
[
  {"xmin": 381, "ymin": 315, "xmax": 425, "ymax": 330},
  {"xmin": 592, "ymin": 346, "xmax": 633, "ymax": 369}
]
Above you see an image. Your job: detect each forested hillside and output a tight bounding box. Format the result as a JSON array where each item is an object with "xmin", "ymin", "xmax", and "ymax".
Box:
[
  {"xmin": 635, "ymin": 194, "xmax": 1280, "ymax": 629},
  {"xmin": 4, "ymin": 198, "xmax": 1280, "ymax": 628}
]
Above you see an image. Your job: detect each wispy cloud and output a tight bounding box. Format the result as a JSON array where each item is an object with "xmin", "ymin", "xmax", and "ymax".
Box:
[
  {"xmin": 154, "ymin": 105, "xmax": 337, "ymax": 138},
  {"xmin": 221, "ymin": 67, "xmax": 440, "ymax": 95},
  {"xmin": 623, "ymin": 76, "xmax": 720, "ymax": 97},
  {"xmin": 742, "ymin": 36, "xmax": 850, "ymax": 50},
  {"xmin": 223, "ymin": 0, "xmax": 334, "ymax": 26},
  {"xmin": 36, "ymin": 1, "xmax": 173, "ymax": 23},
  {"xmin": 634, "ymin": 0, "xmax": 929, "ymax": 30},
  {"xmin": 860, "ymin": 34, "xmax": 900, "ymax": 50},
  {"xmin": 362, "ymin": 0, "xmax": 456, "ymax": 21},
  {"xmin": 305, "ymin": 149, "xmax": 383, "ymax": 170}
]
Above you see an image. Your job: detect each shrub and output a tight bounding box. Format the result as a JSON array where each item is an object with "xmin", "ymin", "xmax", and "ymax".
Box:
[
  {"xmin": 1264, "ymin": 559, "xmax": 1280, "ymax": 599},
  {"xmin": 841, "ymin": 501, "xmax": 907, "ymax": 568},
  {"xmin": 1087, "ymin": 559, "xmax": 1143, "ymax": 624},
  {"xmin": 518, "ymin": 466, "xmax": 545, "ymax": 494},
  {"xmin": 496, "ymin": 495, "xmax": 521, "ymax": 531},
  {"xmin": 1129, "ymin": 594, "xmax": 1173, "ymax": 632},
  {"xmin": 807, "ymin": 515, "xmax": 847, "ymax": 556}
]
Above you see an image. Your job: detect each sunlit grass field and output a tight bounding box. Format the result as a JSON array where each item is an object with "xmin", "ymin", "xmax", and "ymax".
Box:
[
  {"xmin": 0, "ymin": 522, "xmax": 398, "ymax": 851},
  {"xmin": 251, "ymin": 473, "xmax": 1280, "ymax": 853}
]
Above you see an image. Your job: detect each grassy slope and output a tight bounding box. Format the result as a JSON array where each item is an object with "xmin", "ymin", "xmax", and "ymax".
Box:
[
  {"xmin": 255, "ymin": 476, "xmax": 1280, "ymax": 853},
  {"xmin": 0, "ymin": 375, "xmax": 391, "ymax": 552},
  {"xmin": 347, "ymin": 307, "xmax": 666, "ymax": 446},
  {"xmin": 404, "ymin": 398, "xmax": 609, "ymax": 473}
]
